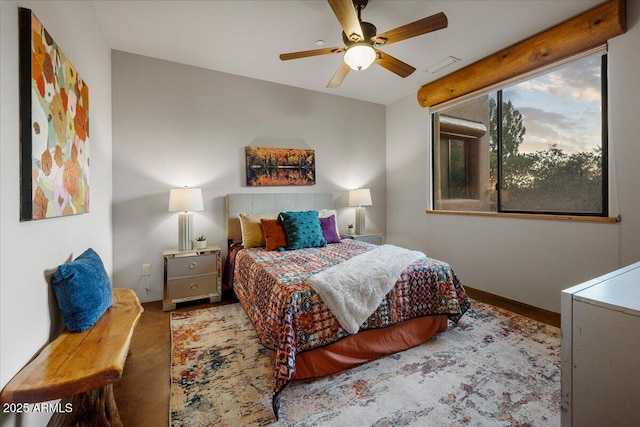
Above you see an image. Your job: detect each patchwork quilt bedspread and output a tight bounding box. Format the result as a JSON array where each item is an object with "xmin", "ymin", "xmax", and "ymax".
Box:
[{"xmin": 232, "ymin": 239, "xmax": 471, "ymax": 413}]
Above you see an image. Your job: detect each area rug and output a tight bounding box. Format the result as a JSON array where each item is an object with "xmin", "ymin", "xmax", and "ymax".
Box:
[{"xmin": 170, "ymin": 301, "xmax": 560, "ymax": 427}]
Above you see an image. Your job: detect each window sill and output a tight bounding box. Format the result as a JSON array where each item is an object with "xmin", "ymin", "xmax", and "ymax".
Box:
[{"xmin": 426, "ymin": 210, "xmax": 619, "ymax": 223}]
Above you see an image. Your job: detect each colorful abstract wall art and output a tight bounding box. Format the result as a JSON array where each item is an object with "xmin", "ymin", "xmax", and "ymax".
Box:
[
  {"xmin": 245, "ymin": 147, "xmax": 316, "ymax": 186},
  {"xmin": 18, "ymin": 8, "xmax": 90, "ymax": 221}
]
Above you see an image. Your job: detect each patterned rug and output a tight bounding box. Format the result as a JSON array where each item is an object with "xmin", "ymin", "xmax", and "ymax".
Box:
[{"xmin": 170, "ymin": 301, "xmax": 560, "ymax": 426}]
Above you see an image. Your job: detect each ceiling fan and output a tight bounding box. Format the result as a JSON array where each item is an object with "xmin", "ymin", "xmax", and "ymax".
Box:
[{"xmin": 279, "ymin": 0, "xmax": 448, "ymax": 88}]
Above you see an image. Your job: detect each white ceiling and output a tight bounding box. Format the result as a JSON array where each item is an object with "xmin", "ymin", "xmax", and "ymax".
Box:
[{"xmin": 92, "ymin": 0, "xmax": 602, "ymax": 106}]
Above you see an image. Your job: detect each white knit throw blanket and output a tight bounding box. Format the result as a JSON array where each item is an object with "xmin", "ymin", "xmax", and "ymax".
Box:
[{"xmin": 306, "ymin": 244, "xmax": 424, "ymax": 334}]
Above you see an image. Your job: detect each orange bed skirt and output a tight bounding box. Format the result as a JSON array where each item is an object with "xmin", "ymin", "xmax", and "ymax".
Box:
[{"xmin": 274, "ymin": 315, "xmax": 449, "ymax": 380}]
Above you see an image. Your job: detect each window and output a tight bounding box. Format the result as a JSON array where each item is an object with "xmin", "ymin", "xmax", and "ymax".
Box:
[{"xmin": 432, "ymin": 53, "xmax": 607, "ymax": 217}]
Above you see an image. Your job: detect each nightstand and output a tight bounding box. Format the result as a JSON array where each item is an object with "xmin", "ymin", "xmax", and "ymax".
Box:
[
  {"xmin": 341, "ymin": 232, "xmax": 384, "ymax": 245},
  {"xmin": 163, "ymin": 245, "xmax": 222, "ymax": 311}
]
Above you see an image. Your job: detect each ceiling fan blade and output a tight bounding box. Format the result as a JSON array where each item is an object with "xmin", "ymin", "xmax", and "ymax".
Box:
[
  {"xmin": 373, "ymin": 12, "xmax": 447, "ymax": 46},
  {"xmin": 374, "ymin": 51, "xmax": 416, "ymax": 78},
  {"xmin": 280, "ymin": 46, "xmax": 346, "ymax": 61},
  {"xmin": 327, "ymin": 0, "xmax": 364, "ymax": 42},
  {"xmin": 327, "ymin": 62, "xmax": 351, "ymax": 88}
]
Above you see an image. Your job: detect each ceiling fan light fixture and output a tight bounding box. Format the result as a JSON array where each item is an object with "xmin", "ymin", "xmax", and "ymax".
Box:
[{"xmin": 344, "ymin": 43, "xmax": 376, "ymax": 71}]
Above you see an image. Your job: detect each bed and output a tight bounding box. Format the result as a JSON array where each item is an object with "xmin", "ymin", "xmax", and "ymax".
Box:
[{"xmin": 225, "ymin": 193, "xmax": 471, "ymax": 417}]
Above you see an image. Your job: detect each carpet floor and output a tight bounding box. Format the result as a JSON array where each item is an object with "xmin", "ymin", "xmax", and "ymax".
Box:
[{"xmin": 170, "ymin": 300, "xmax": 560, "ymax": 426}]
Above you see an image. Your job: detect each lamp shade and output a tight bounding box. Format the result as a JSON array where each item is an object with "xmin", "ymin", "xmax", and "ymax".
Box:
[
  {"xmin": 349, "ymin": 188, "xmax": 372, "ymax": 207},
  {"xmin": 168, "ymin": 188, "xmax": 204, "ymax": 212},
  {"xmin": 344, "ymin": 44, "xmax": 376, "ymax": 71}
]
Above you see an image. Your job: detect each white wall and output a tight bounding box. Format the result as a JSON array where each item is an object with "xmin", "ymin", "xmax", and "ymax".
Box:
[
  {"xmin": 111, "ymin": 51, "xmax": 386, "ymax": 303},
  {"xmin": 0, "ymin": 1, "xmax": 112, "ymax": 426},
  {"xmin": 386, "ymin": 1, "xmax": 640, "ymax": 314},
  {"xmin": 385, "ymin": 95, "xmax": 431, "ymax": 254}
]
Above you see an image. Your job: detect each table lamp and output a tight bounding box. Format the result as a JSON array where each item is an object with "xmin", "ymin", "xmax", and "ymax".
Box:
[
  {"xmin": 168, "ymin": 187, "xmax": 204, "ymax": 251},
  {"xmin": 349, "ymin": 188, "xmax": 372, "ymax": 235}
]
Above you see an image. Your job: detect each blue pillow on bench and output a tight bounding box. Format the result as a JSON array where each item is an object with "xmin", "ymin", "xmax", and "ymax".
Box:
[{"xmin": 52, "ymin": 248, "xmax": 113, "ymax": 332}]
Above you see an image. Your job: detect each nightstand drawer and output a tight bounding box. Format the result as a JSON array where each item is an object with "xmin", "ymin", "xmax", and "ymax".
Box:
[
  {"xmin": 356, "ymin": 235, "xmax": 382, "ymax": 245},
  {"xmin": 167, "ymin": 254, "xmax": 216, "ymax": 278},
  {"xmin": 340, "ymin": 233, "xmax": 383, "ymax": 245},
  {"xmin": 167, "ymin": 273, "xmax": 217, "ymax": 300}
]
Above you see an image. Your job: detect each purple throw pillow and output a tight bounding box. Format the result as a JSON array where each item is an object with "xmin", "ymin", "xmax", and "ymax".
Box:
[{"xmin": 320, "ymin": 215, "xmax": 341, "ymax": 243}]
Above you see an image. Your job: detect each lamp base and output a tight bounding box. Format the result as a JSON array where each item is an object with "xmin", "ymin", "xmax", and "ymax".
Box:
[
  {"xmin": 355, "ymin": 206, "xmax": 366, "ymax": 235},
  {"xmin": 178, "ymin": 212, "xmax": 194, "ymax": 251}
]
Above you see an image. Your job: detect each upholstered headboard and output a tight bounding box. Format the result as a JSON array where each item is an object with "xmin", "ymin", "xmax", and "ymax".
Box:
[{"xmin": 226, "ymin": 193, "xmax": 334, "ymax": 243}]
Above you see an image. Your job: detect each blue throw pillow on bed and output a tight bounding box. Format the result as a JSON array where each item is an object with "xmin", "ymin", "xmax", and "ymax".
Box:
[
  {"xmin": 52, "ymin": 248, "xmax": 113, "ymax": 332},
  {"xmin": 279, "ymin": 210, "xmax": 327, "ymax": 250}
]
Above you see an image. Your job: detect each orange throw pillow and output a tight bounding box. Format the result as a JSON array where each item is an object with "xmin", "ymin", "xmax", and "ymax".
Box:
[{"xmin": 260, "ymin": 219, "xmax": 288, "ymax": 251}]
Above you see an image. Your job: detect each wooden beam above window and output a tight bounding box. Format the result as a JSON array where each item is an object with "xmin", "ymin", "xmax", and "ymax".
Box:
[{"xmin": 417, "ymin": 0, "xmax": 626, "ymax": 108}]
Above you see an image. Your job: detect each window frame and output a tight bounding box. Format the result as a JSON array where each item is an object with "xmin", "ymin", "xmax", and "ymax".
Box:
[{"xmin": 430, "ymin": 53, "xmax": 610, "ymax": 219}]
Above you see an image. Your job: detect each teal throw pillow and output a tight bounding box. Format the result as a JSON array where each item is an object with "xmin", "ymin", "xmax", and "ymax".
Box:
[
  {"xmin": 52, "ymin": 248, "xmax": 113, "ymax": 332},
  {"xmin": 279, "ymin": 210, "xmax": 327, "ymax": 250}
]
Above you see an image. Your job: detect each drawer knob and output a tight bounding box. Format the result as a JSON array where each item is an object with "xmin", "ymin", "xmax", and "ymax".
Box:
[
  {"xmin": 189, "ymin": 262, "xmax": 198, "ymax": 269},
  {"xmin": 190, "ymin": 283, "xmax": 198, "ymax": 290}
]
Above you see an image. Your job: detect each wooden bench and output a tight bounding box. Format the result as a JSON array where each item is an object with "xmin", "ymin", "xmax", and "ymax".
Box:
[{"xmin": 0, "ymin": 288, "xmax": 143, "ymax": 426}]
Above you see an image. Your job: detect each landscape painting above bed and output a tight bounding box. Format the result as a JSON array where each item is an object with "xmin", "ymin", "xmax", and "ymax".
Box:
[
  {"xmin": 245, "ymin": 147, "xmax": 315, "ymax": 186},
  {"xmin": 225, "ymin": 193, "xmax": 472, "ymax": 418}
]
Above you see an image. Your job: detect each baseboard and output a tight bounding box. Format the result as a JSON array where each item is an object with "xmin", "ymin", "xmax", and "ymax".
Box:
[{"xmin": 464, "ymin": 286, "xmax": 560, "ymax": 328}]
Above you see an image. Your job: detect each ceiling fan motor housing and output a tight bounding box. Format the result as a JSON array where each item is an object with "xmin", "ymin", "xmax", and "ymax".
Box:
[{"xmin": 342, "ymin": 21, "xmax": 377, "ymax": 46}]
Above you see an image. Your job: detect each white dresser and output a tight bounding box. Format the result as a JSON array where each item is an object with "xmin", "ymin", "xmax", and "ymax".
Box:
[{"xmin": 561, "ymin": 262, "xmax": 640, "ymax": 427}]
